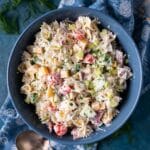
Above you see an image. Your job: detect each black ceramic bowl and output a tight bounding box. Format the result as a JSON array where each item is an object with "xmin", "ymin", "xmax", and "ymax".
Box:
[{"xmin": 7, "ymin": 7, "xmax": 142, "ymax": 145}]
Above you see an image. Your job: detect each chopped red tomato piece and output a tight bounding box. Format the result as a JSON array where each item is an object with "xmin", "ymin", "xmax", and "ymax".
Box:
[
  {"xmin": 74, "ymin": 31, "xmax": 85, "ymax": 40},
  {"xmin": 53, "ymin": 123, "xmax": 68, "ymax": 136},
  {"xmin": 83, "ymin": 54, "xmax": 95, "ymax": 64}
]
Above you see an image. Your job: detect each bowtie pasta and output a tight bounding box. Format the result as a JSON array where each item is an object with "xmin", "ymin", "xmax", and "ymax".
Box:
[{"xmin": 18, "ymin": 16, "xmax": 132, "ymax": 139}]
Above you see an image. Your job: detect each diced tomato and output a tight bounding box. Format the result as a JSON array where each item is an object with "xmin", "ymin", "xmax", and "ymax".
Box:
[
  {"xmin": 47, "ymin": 73, "xmax": 62, "ymax": 86},
  {"xmin": 59, "ymin": 85, "xmax": 72, "ymax": 95},
  {"xmin": 53, "ymin": 123, "xmax": 68, "ymax": 136},
  {"xmin": 47, "ymin": 121, "xmax": 53, "ymax": 132},
  {"xmin": 83, "ymin": 54, "xmax": 95, "ymax": 64},
  {"xmin": 74, "ymin": 31, "xmax": 85, "ymax": 40}
]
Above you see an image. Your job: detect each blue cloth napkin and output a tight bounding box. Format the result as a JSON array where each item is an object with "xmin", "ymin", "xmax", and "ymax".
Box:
[{"xmin": 0, "ymin": 0, "xmax": 150, "ymax": 149}]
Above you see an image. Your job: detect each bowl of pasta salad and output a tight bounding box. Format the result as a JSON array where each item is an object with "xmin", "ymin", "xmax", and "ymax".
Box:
[{"xmin": 7, "ymin": 7, "xmax": 142, "ymax": 144}]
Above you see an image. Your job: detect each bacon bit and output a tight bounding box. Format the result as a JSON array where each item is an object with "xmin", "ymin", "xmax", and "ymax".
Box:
[
  {"xmin": 74, "ymin": 31, "xmax": 85, "ymax": 40},
  {"xmin": 47, "ymin": 121, "xmax": 53, "ymax": 132},
  {"xmin": 47, "ymin": 73, "xmax": 62, "ymax": 86},
  {"xmin": 60, "ymin": 85, "xmax": 72, "ymax": 95},
  {"xmin": 83, "ymin": 54, "xmax": 96, "ymax": 64},
  {"xmin": 53, "ymin": 123, "xmax": 68, "ymax": 136}
]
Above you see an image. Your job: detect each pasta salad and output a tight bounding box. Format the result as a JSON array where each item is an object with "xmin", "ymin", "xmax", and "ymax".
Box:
[{"xmin": 18, "ymin": 16, "xmax": 132, "ymax": 139}]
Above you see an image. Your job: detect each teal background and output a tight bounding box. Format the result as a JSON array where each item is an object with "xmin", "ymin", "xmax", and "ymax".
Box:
[{"xmin": 0, "ymin": 0, "xmax": 150, "ymax": 149}]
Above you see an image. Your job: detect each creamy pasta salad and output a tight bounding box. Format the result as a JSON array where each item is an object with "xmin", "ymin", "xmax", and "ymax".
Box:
[{"xmin": 18, "ymin": 16, "xmax": 132, "ymax": 139}]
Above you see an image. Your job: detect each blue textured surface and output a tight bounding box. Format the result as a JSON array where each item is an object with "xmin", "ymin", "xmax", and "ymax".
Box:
[{"xmin": 0, "ymin": 0, "xmax": 150, "ymax": 149}]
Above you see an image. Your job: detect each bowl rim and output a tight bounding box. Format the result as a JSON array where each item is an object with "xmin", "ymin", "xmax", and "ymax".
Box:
[{"xmin": 7, "ymin": 6, "xmax": 143, "ymax": 145}]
